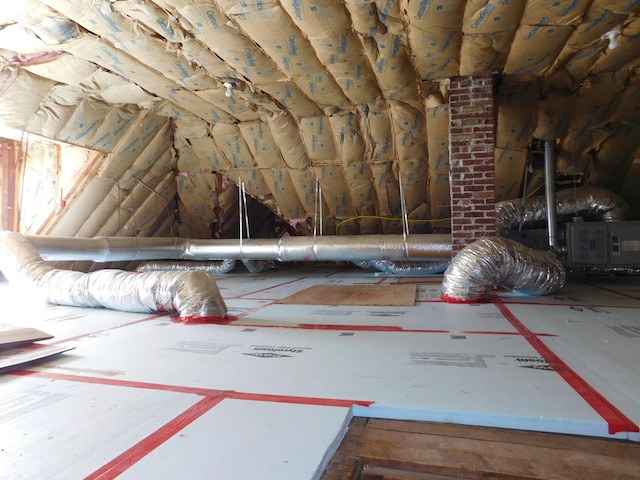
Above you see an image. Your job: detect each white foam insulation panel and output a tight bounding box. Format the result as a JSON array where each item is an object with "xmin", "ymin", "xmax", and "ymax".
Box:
[
  {"xmin": 1, "ymin": 267, "xmax": 639, "ymax": 479},
  {"xmin": 2, "ymin": 0, "xmax": 640, "ymax": 238}
]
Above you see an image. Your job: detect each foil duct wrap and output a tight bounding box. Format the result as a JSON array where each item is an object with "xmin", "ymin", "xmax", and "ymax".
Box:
[
  {"xmin": 354, "ymin": 260, "xmax": 450, "ymax": 275},
  {"xmin": 495, "ymin": 187, "xmax": 628, "ymax": 237},
  {"xmin": 0, "ymin": 231, "xmax": 227, "ymax": 319},
  {"xmin": 242, "ymin": 259, "xmax": 277, "ymax": 273},
  {"xmin": 137, "ymin": 259, "xmax": 236, "ymax": 275},
  {"xmin": 441, "ymin": 237, "xmax": 565, "ymax": 302},
  {"xmin": 568, "ymin": 267, "xmax": 640, "ymax": 276}
]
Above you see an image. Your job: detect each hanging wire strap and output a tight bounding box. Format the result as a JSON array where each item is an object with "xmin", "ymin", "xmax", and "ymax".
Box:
[
  {"xmin": 313, "ymin": 177, "xmax": 323, "ymax": 237},
  {"xmin": 238, "ymin": 177, "xmax": 244, "ymax": 253},
  {"xmin": 398, "ymin": 169, "xmax": 410, "ymax": 258},
  {"xmin": 238, "ymin": 177, "xmax": 276, "ymax": 273}
]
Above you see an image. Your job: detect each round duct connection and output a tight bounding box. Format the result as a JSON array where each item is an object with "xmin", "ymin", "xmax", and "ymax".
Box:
[{"xmin": 441, "ymin": 237, "xmax": 565, "ymax": 303}]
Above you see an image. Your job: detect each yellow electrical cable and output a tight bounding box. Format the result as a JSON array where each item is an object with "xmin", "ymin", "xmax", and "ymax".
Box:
[{"xmin": 335, "ymin": 215, "xmax": 452, "ymax": 234}]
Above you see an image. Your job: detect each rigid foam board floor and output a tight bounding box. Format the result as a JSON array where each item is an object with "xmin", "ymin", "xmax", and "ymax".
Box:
[{"xmin": 1, "ymin": 267, "xmax": 640, "ymax": 479}]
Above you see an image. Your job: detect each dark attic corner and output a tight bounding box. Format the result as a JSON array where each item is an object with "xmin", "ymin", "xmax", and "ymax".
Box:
[{"xmin": 1, "ymin": 1, "xmax": 640, "ymax": 479}]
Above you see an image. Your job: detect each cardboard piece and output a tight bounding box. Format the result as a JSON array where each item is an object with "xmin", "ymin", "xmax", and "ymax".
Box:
[
  {"xmin": 277, "ymin": 284, "xmax": 417, "ymax": 307},
  {"xmin": 0, "ymin": 324, "xmax": 52, "ymax": 349},
  {"xmin": 0, "ymin": 343, "xmax": 73, "ymax": 371}
]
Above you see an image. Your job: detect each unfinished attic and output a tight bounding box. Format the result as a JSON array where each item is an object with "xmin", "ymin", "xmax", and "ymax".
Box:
[{"xmin": 2, "ymin": 1, "xmax": 640, "ymax": 479}]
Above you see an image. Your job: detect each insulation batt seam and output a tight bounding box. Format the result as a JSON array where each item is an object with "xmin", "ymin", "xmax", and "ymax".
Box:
[{"xmin": 0, "ymin": 231, "xmax": 227, "ymax": 320}]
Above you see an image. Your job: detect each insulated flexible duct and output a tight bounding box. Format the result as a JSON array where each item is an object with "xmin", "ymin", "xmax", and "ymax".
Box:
[
  {"xmin": 0, "ymin": 231, "xmax": 227, "ymax": 320},
  {"xmin": 136, "ymin": 259, "xmax": 237, "ymax": 275},
  {"xmin": 242, "ymin": 259, "xmax": 277, "ymax": 274},
  {"xmin": 441, "ymin": 237, "xmax": 565, "ymax": 303},
  {"xmin": 353, "ymin": 260, "xmax": 450, "ymax": 275},
  {"xmin": 495, "ymin": 186, "xmax": 628, "ymax": 237}
]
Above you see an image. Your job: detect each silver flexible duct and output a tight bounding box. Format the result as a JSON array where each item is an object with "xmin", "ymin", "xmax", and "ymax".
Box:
[
  {"xmin": 136, "ymin": 259, "xmax": 276, "ymax": 275},
  {"xmin": 568, "ymin": 267, "xmax": 640, "ymax": 276},
  {"xmin": 242, "ymin": 259, "xmax": 277, "ymax": 274},
  {"xmin": 353, "ymin": 260, "xmax": 450, "ymax": 275},
  {"xmin": 495, "ymin": 186, "xmax": 628, "ymax": 237},
  {"xmin": 0, "ymin": 231, "xmax": 227, "ymax": 320},
  {"xmin": 441, "ymin": 237, "xmax": 565, "ymax": 303},
  {"xmin": 27, "ymin": 234, "xmax": 453, "ymax": 262},
  {"xmin": 137, "ymin": 259, "xmax": 237, "ymax": 275}
]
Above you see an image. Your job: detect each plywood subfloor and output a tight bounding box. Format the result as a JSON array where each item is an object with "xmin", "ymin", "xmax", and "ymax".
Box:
[
  {"xmin": 322, "ymin": 417, "xmax": 640, "ymax": 479},
  {"xmin": 277, "ymin": 284, "xmax": 417, "ymax": 306}
]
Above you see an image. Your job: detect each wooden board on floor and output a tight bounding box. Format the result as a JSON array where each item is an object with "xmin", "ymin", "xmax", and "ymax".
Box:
[
  {"xmin": 321, "ymin": 418, "xmax": 640, "ymax": 479},
  {"xmin": 277, "ymin": 284, "xmax": 417, "ymax": 306},
  {"xmin": 395, "ymin": 277, "xmax": 443, "ymax": 285},
  {"xmin": 0, "ymin": 323, "xmax": 53, "ymax": 348}
]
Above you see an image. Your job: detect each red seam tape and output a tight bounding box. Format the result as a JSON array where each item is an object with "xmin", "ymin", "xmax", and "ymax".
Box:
[
  {"xmin": 494, "ymin": 298, "xmax": 639, "ymax": 435},
  {"xmin": 84, "ymin": 395, "xmax": 224, "ymax": 480}
]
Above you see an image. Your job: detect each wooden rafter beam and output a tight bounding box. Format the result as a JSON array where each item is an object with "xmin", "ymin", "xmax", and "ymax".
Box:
[{"xmin": 0, "ymin": 138, "xmax": 19, "ymax": 232}]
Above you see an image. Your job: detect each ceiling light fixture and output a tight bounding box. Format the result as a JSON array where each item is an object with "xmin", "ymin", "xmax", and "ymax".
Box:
[
  {"xmin": 100, "ymin": 0, "xmax": 117, "ymax": 15},
  {"xmin": 223, "ymin": 82, "xmax": 235, "ymax": 98},
  {"xmin": 603, "ymin": 29, "xmax": 621, "ymax": 50}
]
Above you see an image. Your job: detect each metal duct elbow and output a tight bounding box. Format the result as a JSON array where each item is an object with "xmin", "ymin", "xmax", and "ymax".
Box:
[
  {"xmin": 495, "ymin": 186, "xmax": 628, "ymax": 237},
  {"xmin": 441, "ymin": 237, "xmax": 565, "ymax": 303},
  {"xmin": 0, "ymin": 232, "xmax": 228, "ymax": 321}
]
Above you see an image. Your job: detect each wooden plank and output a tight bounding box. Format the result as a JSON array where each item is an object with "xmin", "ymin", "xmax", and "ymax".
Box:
[
  {"xmin": 363, "ymin": 419, "xmax": 640, "ymax": 459},
  {"xmin": 277, "ymin": 284, "xmax": 417, "ymax": 306},
  {"xmin": 0, "ymin": 138, "xmax": 19, "ymax": 231},
  {"xmin": 0, "ymin": 343, "xmax": 74, "ymax": 371},
  {"xmin": 359, "ymin": 467, "xmax": 470, "ymax": 479},
  {"xmin": 395, "ymin": 277, "xmax": 443, "ymax": 285},
  {"xmin": 322, "ymin": 418, "xmax": 640, "ymax": 480},
  {"xmin": 0, "ymin": 323, "xmax": 53, "ymax": 349}
]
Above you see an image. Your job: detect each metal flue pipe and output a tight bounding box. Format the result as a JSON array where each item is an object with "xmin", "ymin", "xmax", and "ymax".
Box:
[
  {"xmin": 27, "ymin": 234, "xmax": 453, "ymax": 263},
  {"xmin": 543, "ymin": 139, "xmax": 566, "ymax": 255}
]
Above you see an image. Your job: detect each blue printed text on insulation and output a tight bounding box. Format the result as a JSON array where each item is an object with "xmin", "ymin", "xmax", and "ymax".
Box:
[
  {"xmin": 206, "ymin": 11, "xmax": 219, "ymax": 28},
  {"xmin": 471, "ymin": 4, "xmax": 495, "ymax": 29},
  {"xmin": 156, "ymin": 19, "xmax": 175, "ymax": 40}
]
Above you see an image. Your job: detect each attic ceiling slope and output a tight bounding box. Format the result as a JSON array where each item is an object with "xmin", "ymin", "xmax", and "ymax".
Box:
[{"xmin": 1, "ymin": 0, "xmax": 640, "ymax": 240}]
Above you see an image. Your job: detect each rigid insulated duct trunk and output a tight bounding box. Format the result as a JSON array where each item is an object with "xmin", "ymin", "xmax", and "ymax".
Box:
[
  {"xmin": 441, "ymin": 237, "xmax": 565, "ymax": 303},
  {"xmin": 27, "ymin": 234, "xmax": 453, "ymax": 263},
  {"xmin": 495, "ymin": 186, "xmax": 628, "ymax": 238},
  {"xmin": 0, "ymin": 231, "xmax": 227, "ymax": 321}
]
